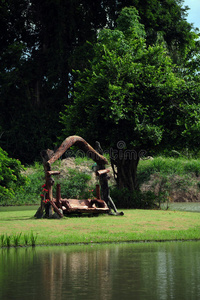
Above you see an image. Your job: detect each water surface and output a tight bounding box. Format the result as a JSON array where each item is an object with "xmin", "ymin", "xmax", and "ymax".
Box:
[
  {"xmin": 163, "ymin": 202, "xmax": 200, "ymax": 212},
  {"xmin": 1, "ymin": 241, "xmax": 200, "ymax": 300}
]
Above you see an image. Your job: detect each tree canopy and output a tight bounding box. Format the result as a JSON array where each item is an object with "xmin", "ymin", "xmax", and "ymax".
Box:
[
  {"xmin": 0, "ymin": 0, "xmax": 119, "ymax": 162},
  {"xmin": 60, "ymin": 7, "xmax": 200, "ymax": 191},
  {"xmin": 0, "ymin": 0, "xmax": 199, "ymax": 163}
]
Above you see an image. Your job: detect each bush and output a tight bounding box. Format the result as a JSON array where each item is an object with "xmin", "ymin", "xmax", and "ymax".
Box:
[
  {"xmin": 13, "ymin": 163, "xmax": 93, "ymax": 205},
  {"xmin": 0, "ymin": 147, "xmax": 28, "ymax": 205},
  {"xmin": 54, "ymin": 169, "xmax": 92, "ymax": 199},
  {"xmin": 13, "ymin": 162, "xmax": 44, "ymax": 205},
  {"xmin": 110, "ymin": 187, "xmax": 157, "ymax": 209}
]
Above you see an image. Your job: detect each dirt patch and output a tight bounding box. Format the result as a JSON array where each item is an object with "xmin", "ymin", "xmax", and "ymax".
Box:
[{"xmin": 140, "ymin": 173, "xmax": 200, "ymax": 202}]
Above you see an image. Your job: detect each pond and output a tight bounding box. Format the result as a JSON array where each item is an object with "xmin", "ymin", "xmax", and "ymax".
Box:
[
  {"xmin": 163, "ymin": 202, "xmax": 200, "ymax": 212},
  {"xmin": 1, "ymin": 241, "xmax": 200, "ymax": 300}
]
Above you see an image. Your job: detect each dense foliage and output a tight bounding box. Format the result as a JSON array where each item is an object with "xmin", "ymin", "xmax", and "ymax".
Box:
[
  {"xmin": 0, "ymin": 0, "xmax": 118, "ymax": 162},
  {"xmin": 60, "ymin": 7, "xmax": 200, "ymax": 191},
  {"xmin": 1, "ymin": 1, "xmax": 200, "ymax": 206},
  {"xmin": 2, "ymin": 155, "xmax": 200, "ymax": 209},
  {"xmin": 0, "ymin": 147, "xmax": 28, "ymax": 205},
  {"xmin": 11, "ymin": 161, "xmax": 92, "ymax": 206},
  {"xmin": 0, "ymin": 0, "xmax": 199, "ymax": 163}
]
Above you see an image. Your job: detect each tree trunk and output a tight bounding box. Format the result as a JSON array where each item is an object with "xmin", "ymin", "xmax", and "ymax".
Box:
[{"xmin": 111, "ymin": 149, "xmax": 139, "ymax": 191}]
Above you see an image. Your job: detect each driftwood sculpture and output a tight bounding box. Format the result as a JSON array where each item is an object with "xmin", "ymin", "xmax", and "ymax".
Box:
[{"xmin": 35, "ymin": 135, "xmax": 123, "ymax": 218}]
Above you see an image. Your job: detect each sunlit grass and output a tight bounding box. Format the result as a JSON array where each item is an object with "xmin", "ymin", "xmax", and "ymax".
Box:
[
  {"xmin": 137, "ymin": 156, "xmax": 200, "ymax": 183},
  {"xmin": 0, "ymin": 206, "xmax": 200, "ymax": 247}
]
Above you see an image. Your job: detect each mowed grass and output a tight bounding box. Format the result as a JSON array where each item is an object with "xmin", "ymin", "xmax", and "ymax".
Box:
[{"xmin": 0, "ymin": 206, "xmax": 200, "ymax": 247}]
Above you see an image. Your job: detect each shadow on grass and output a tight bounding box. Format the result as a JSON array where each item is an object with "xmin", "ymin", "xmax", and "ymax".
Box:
[{"xmin": 1, "ymin": 217, "xmax": 36, "ymax": 222}]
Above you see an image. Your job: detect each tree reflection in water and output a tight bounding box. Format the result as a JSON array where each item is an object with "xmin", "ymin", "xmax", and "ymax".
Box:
[{"xmin": 0, "ymin": 242, "xmax": 200, "ymax": 300}]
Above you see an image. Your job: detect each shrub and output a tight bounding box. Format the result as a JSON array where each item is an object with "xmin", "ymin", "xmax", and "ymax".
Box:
[
  {"xmin": 0, "ymin": 147, "xmax": 28, "ymax": 205},
  {"xmin": 54, "ymin": 168, "xmax": 92, "ymax": 199},
  {"xmin": 13, "ymin": 162, "xmax": 44, "ymax": 205},
  {"xmin": 183, "ymin": 161, "xmax": 200, "ymax": 177},
  {"xmin": 13, "ymin": 161, "xmax": 93, "ymax": 205},
  {"xmin": 110, "ymin": 187, "xmax": 157, "ymax": 209}
]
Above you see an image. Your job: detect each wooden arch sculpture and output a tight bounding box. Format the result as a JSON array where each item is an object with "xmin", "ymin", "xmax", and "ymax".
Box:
[{"xmin": 35, "ymin": 136, "xmax": 123, "ymax": 218}]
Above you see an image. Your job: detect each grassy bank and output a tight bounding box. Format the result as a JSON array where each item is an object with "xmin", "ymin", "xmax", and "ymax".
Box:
[
  {"xmin": 0, "ymin": 206, "xmax": 200, "ymax": 247},
  {"xmin": 137, "ymin": 156, "xmax": 200, "ymax": 204}
]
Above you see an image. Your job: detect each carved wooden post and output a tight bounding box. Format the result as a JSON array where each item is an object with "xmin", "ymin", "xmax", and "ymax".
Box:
[
  {"xmin": 46, "ymin": 170, "xmax": 54, "ymax": 217},
  {"xmin": 95, "ymin": 141, "xmax": 124, "ymax": 216},
  {"xmin": 97, "ymin": 166, "xmax": 123, "ymax": 215},
  {"xmin": 56, "ymin": 184, "xmax": 62, "ymax": 209},
  {"xmin": 96, "ymin": 184, "xmax": 101, "ymax": 200}
]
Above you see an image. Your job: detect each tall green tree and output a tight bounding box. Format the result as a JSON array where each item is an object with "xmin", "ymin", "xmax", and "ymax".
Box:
[
  {"xmin": 1, "ymin": 0, "xmax": 199, "ymax": 163},
  {"xmin": 117, "ymin": 0, "xmax": 200, "ymax": 66},
  {"xmin": 60, "ymin": 7, "xmax": 200, "ymax": 192},
  {"xmin": 0, "ymin": 0, "xmax": 118, "ymax": 162}
]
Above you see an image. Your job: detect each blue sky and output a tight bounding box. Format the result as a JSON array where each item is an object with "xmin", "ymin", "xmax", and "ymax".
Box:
[{"xmin": 183, "ymin": 0, "xmax": 200, "ymax": 29}]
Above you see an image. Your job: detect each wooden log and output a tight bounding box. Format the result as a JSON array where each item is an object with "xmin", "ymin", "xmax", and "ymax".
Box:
[
  {"xmin": 95, "ymin": 142, "xmax": 124, "ymax": 216},
  {"xmin": 47, "ymin": 184, "xmax": 53, "ymax": 202},
  {"xmin": 50, "ymin": 200, "xmax": 63, "ymax": 218},
  {"xmin": 56, "ymin": 184, "xmax": 62, "ymax": 209},
  {"xmin": 97, "ymin": 169, "xmax": 110, "ymax": 176},
  {"xmin": 47, "ymin": 136, "xmax": 108, "ymax": 166},
  {"xmin": 90, "ymin": 198, "xmax": 108, "ymax": 208},
  {"xmin": 60, "ymin": 198, "xmax": 109, "ymax": 214},
  {"xmin": 96, "ymin": 184, "xmax": 101, "ymax": 199},
  {"xmin": 47, "ymin": 170, "xmax": 61, "ymax": 176}
]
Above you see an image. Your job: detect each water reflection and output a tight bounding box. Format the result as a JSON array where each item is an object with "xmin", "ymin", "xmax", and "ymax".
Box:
[{"xmin": 0, "ymin": 241, "xmax": 200, "ymax": 300}]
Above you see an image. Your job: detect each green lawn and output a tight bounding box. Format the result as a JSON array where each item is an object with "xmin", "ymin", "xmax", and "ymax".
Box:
[{"xmin": 0, "ymin": 206, "xmax": 200, "ymax": 247}]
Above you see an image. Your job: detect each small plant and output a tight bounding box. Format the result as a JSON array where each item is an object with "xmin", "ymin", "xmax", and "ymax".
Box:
[
  {"xmin": 30, "ymin": 231, "xmax": 37, "ymax": 247},
  {"xmin": 13, "ymin": 233, "xmax": 22, "ymax": 247},
  {"xmin": 5, "ymin": 234, "xmax": 11, "ymax": 247},
  {"xmin": 23, "ymin": 233, "xmax": 29, "ymax": 246},
  {"xmin": 150, "ymin": 175, "xmax": 169, "ymax": 208},
  {"xmin": 0, "ymin": 234, "xmax": 5, "ymax": 247}
]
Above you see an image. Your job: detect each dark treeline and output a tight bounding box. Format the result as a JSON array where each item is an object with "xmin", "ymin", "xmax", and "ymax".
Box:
[{"xmin": 0, "ymin": 0, "xmax": 198, "ymax": 163}]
